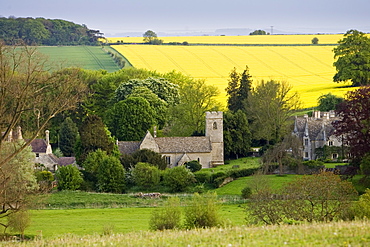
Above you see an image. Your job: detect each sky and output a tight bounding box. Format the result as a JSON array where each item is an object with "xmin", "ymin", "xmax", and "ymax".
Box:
[{"xmin": 1, "ymin": 0, "xmax": 370, "ymax": 36}]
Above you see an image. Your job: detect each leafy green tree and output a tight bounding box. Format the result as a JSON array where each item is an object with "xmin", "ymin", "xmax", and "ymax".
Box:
[
  {"xmin": 184, "ymin": 192, "xmax": 221, "ymax": 229},
  {"xmin": 34, "ymin": 170, "xmax": 54, "ymax": 193},
  {"xmin": 59, "ymin": 117, "xmax": 79, "ymax": 156},
  {"xmin": 185, "ymin": 160, "xmax": 202, "ymax": 173},
  {"xmin": 250, "ymin": 30, "xmax": 269, "ymax": 35},
  {"xmin": 223, "ymin": 110, "xmax": 251, "ymax": 159},
  {"xmin": 132, "ymin": 162, "xmax": 161, "ymax": 188},
  {"xmin": 247, "ymin": 80, "xmax": 300, "ymax": 144},
  {"xmin": 106, "ymin": 97, "xmax": 155, "ymax": 141},
  {"xmin": 55, "ymin": 165, "xmax": 83, "ymax": 190},
  {"xmin": 311, "ymin": 37, "xmax": 319, "ymax": 44},
  {"xmin": 96, "ymin": 155, "xmax": 126, "ymax": 193},
  {"xmin": 0, "ymin": 142, "xmax": 38, "ymax": 229},
  {"xmin": 143, "ymin": 30, "xmax": 163, "ymax": 44},
  {"xmin": 75, "ymin": 115, "xmax": 116, "ymax": 164},
  {"xmin": 226, "ymin": 66, "xmax": 253, "ymax": 112},
  {"xmin": 7, "ymin": 210, "xmax": 31, "ymax": 239},
  {"xmin": 163, "ymin": 166, "xmax": 195, "ymax": 192},
  {"xmin": 168, "ymin": 78, "xmax": 221, "ymax": 136},
  {"xmin": 333, "ymin": 30, "xmax": 370, "ymax": 86},
  {"xmin": 317, "ymin": 93, "xmax": 344, "ymax": 111}
]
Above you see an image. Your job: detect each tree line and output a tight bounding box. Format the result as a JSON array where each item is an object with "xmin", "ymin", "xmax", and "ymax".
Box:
[{"xmin": 0, "ymin": 17, "xmax": 103, "ymax": 45}]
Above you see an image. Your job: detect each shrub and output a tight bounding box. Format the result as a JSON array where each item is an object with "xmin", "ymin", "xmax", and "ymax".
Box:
[
  {"xmin": 132, "ymin": 162, "xmax": 161, "ymax": 188},
  {"xmin": 227, "ymin": 168, "xmax": 258, "ymax": 179},
  {"xmin": 194, "ymin": 171, "xmax": 211, "ymax": 184},
  {"xmin": 7, "ymin": 210, "xmax": 31, "ymax": 239},
  {"xmin": 163, "ymin": 166, "xmax": 195, "ymax": 192},
  {"xmin": 55, "ymin": 165, "xmax": 83, "ymax": 190},
  {"xmin": 184, "ymin": 192, "xmax": 221, "ymax": 229},
  {"xmin": 241, "ymin": 186, "xmax": 252, "ymax": 199},
  {"xmin": 352, "ymin": 188, "xmax": 370, "ymax": 219},
  {"xmin": 34, "ymin": 170, "xmax": 54, "ymax": 192},
  {"xmin": 149, "ymin": 197, "xmax": 182, "ymax": 230},
  {"xmin": 185, "ymin": 160, "xmax": 202, "ymax": 172},
  {"xmin": 303, "ymin": 160, "xmax": 324, "ymax": 167},
  {"xmin": 96, "ymin": 155, "xmax": 126, "ymax": 193}
]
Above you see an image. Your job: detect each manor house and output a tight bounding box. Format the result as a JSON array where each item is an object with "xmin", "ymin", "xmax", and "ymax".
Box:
[{"xmin": 118, "ymin": 111, "xmax": 224, "ymax": 168}]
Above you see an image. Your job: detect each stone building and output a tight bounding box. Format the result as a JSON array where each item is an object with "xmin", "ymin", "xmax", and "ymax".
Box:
[
  {"xmin": 293, "ymin": 111, "xmax": 347, "ymax": 161},
  {"xmin": 118, "ymin": 111, "xmax": 224, "ymax": 168}
]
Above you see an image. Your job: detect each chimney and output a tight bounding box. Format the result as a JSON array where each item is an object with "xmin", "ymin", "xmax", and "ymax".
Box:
[
  {"xmin": 153, "ymin": 126, "xmax": 157, "ymax": 138},
  {"xmin": 45, "ymin": 130, "xmax": 50, "ymax": 146},
  {"xmin": 16, "ymin": 126, "xmax": 23, "ymax": 140}
]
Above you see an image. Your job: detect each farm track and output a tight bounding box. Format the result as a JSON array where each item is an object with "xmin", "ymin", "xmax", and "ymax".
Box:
[{"xmin": 83, "ymin": 46, "xmax": 106, "ymax": 70}]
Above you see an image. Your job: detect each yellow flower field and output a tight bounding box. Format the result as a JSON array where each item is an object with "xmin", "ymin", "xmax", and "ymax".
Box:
[
  {"xmin": 107, "ymin": 34, "xmax": 344, "ymax": 45},
  {"xmin": 112, "ymin": 42, "xmax": 354, "ymax": 108}
]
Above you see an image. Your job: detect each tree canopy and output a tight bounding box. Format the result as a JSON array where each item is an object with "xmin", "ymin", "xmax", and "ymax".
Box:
[
  {"xmin": 333, "ymin": 30, "xmax": 370, "ymax": 86},
  {"xmin": 226, "ymin": 66, "xmax": 252, "ymax": 112},
  {"xmin": 0, "ymin": 17, "xmax": 103, "ymax": 45}
]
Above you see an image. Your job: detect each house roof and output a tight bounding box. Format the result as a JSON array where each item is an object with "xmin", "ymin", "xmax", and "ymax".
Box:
[
  {"xmin": 30, "ymin": 139, "xmax": 48, "ymax": 153},
  {"xmin": 118, "ymin": 141, "xmax": 141, "ymax": 155},
  {"xmin": 294, "ymin": 117, "xmax": 337, "ymax": 141},
  {"xmin": 155, "ymin": 136, "xmax": 212, "ymax": 153},
  {"xmin": 58, "ymin": 157, "xmax": 76, "ymax": 166}
]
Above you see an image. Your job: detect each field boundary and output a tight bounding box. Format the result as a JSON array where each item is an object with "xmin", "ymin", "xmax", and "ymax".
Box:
[{"xmin": 108, "ymin": 43, "xmax": 337, "ymax": 47}]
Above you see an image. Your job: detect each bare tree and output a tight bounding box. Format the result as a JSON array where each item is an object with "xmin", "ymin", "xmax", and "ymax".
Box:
[{"xmin": 0, "ymin": 41, "xmax": 88, "ymax": 167}]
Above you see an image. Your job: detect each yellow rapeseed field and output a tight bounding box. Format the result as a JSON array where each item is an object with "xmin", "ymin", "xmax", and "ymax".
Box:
[
  {"xmin": 107, "ymin": 34, "xmax": 343, "ymax": 44},
  {"xmin": 111, "ymin": 34, "xmax": 356, "ymax": 108}
]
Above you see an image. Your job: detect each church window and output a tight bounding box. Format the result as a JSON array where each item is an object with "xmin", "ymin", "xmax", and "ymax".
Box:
[
  {"xmin": 213, "ymin": 122, "xmax": 217, "ymax": 130},
  {"xmin": 304, "ymin": 139, "xmax": 308, "ymax": 146}
]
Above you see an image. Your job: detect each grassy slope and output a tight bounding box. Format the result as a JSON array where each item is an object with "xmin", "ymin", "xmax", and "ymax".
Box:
[{"xmin": 37, "ymin": 46, "xmax": 121, "ymax": 73}]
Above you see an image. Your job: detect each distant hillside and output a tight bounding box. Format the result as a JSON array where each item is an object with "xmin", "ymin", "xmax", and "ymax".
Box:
[{"xmin": 0, "ymin": 17, "xmax": 103, "ymax": 45}]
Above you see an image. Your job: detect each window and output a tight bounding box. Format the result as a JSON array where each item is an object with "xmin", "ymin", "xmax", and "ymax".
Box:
[
  {"xmin": 332, "ymin": 153, "xmax": 338, "ymax": 159},
  {"xmin": 197, "ymin": 158, "xmax": 200, "ymax": 163},
  {"xmin": 213, "ymin": 122, "xmax": 217, "ymax": 130},
  {"xmin": 328, "ymin": 141, "xmax": 333, "ymax": 146},
  {"xmin": 165, "ymin": 156, "xmax": 171, "ymax": 165},
  {"xmin": 36, "ymin": 153, "xmax": 39, "ymax": 157},
  {"xmin": 304, "ymin": 139, "xmax": 309, "ymax": 146},
  {"xmin": 305, "ymin": 152, "xmax": 309, "ymax": 158}
]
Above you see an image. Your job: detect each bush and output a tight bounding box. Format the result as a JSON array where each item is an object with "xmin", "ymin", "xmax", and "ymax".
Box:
[
  {"xmin": 185, "ymin": 160, "xmax": 202, "ymax": 172},
  {"xmin": 149, "ymin": 197, "xmax": 182, "ymax": 230},
  {"xmin": 303, "ymin": 160, "xmax": 324, "ymax": 167},
  {"xmin": 352, "ymin": 188, "xmax": 370, "ymax": 219},
  {"xmin": 241, "ymin": 186, "xmax": 252, "ymax": 199},
  {"xmin": 132, "ymin": 162, "xmax": 161, "ymax": 188},
  {"xmin": 227, "ymin": 168, "xmax": 258, "ymax": 179},
  {"xmin": 96, "ymin": 155, "xmax": 126, "ymax": 193},
  {"xmin": 184, "ymin": 192, "xmax": 221, "ymax": 229},
  {"xmin": 55, "ymin": 165, "xmax": 83, "ymax": 190},
  {"xmin": 163, "ymin": 166, "xmax": 195, "ymax": 192},
  {"xmin": 7, "ymin": 210, "xmax": 31, "ymax": 239},
  {"xmin": 194, "ymin": 171, "xmax": 211, "ymax": 184}
]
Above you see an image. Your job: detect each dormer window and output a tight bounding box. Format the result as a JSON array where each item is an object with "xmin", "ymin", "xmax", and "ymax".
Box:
[
  {"xmin": 328, "ymin": 141, "xmax": 333, "ymax": 146},
  {"xmin": 213, "ymin": 122, "xmax": 217, "ymax": 130}
]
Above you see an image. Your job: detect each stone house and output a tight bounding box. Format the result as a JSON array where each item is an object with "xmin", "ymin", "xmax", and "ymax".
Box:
[
  {"xmin": 118, "ymin": 111, "xmax": 224, "ymax": 168},
  {"xmin": 292, "ymin": 111, "xmax": 347, "ymax": 161}
]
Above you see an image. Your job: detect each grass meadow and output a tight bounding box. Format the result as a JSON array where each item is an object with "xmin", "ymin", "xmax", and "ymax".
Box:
[
  {"xmin": 112, "ymin": 43, "xmax": 355, "ymax": 108},
  {"xmin": 37, "ymin": 46, "xmax": 121, "ymax": 72}
]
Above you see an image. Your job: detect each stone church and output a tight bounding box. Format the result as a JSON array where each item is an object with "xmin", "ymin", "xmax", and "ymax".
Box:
[{"xmin": 118, "ymin": 111, "xmax": 224, "ymax": 168}]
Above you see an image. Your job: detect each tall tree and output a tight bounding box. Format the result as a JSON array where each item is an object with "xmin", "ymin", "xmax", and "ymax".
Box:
[
  {"xmin": 106, "ymin": 97, "xmax": 155, "ymax": 141},
  {"xmin": 247, "ymin": 80, "xmax": 300, "ymax": 144},
  {"xmin": 0, "ymin": 42, "xmax": 88, "ymax": 168},
  {"xmin": 226, "ymin": 66, "xmax": 252, "ymax": 112},
  {"xmin": 333, "ymin": 30, "xmax": 370, "ymax": 86},
  {"xmin": 317, "ymin": 93, "xmax": 344, "ymax": 111},
  {"xmin": 223, "ymin": 110, "xmax": 251, "ymax": 159},
  {"xmin": 59, "ymin": 117, "xmax": 79, "ymax": 157},
  {"xmin": 333, "ymin": 86, "xmax": 370, "ymax": 163}
]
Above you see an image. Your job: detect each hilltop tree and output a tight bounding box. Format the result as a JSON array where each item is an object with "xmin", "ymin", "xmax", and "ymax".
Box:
[
  {"xmin": 250, "ymin": 30, "xmax": 269, "ymax": 35},
  {"xmin": 317, "ymin": 93, "xmax": 343, "ymax": 111},
  {"xmin": 333, "ymin": 30, "xmax": 370, "ymax": 86},
  {"xmin": 143, "ymin": 30, "xmax": 163, "ymax": 44}
]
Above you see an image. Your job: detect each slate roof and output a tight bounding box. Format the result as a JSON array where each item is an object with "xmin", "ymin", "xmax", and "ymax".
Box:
[
  {"xmin": 30, "ymin": 139, "xmax": 48, "ymax": 153},
  {"xmin": 155, "ymin": 136, "xmax": 212, "ymax": 153},
  {"xmin": 118, "ymin": 141, "xmax": 141, "ymax": 155},
  {"xmin": 58, "ymin": 157, "xmax": 76, "ymax": 166},
  {"xmin": 294, "ymin": 117, "xmax": 337, "ymax": 141}
]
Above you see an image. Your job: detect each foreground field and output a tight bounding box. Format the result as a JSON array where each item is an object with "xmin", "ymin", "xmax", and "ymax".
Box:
[
  {"xmin": 37, "ymin": 46, "xmax": 121, "ymax": 73},
  {"xmin": 4, "ymin": 220, "xmax": 370, "ymax": 246},
  {"xmin": 112, "ymin": 44, "xmax": 353, "ymax": 108}
]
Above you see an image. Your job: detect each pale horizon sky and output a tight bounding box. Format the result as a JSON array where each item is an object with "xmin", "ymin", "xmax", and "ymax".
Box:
[{"xmin": 1, "ymin": 0, "xmax": 369, "ymax": 36}]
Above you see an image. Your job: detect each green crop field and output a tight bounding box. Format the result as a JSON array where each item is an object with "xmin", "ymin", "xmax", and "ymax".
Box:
[{"xmin": 37, "ymin": 46, "xmax": 121, "ymax": 73}]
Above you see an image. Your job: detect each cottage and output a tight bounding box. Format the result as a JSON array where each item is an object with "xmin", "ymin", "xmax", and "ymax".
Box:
[{"xmin": 118, "ymin": 111, "xmax": 224, "ymax": 168}]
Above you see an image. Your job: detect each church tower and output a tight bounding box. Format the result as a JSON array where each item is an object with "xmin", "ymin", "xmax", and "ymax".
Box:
[{"xmin": 205, "ymin": 111, "xmax": 224, "ymax": 167}]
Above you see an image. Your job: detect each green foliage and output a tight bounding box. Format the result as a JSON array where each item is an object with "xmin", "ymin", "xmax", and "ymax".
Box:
[
  {"xmin": 352, "ymin": 188, "xmax": 370, "ymax": 219},
  {"xmin": 185, "ymin": 160, "xmax": 202, "ymax": 172},
  {"xmin": 223, "ymin": 110, "xmax": 252, "ymax": 158},
  {"xmin": 59, "ymin": 117, "xmax": 79, "ymax": 157},
  {"xmin": 0, "ymin": 17, "xmax": 101, "ymax": 45},
  {"xmin": 132, "ymin": 162, "xmax": 161, "ymax": 188},
  {"xmin": 317, "ymin": 93, "xmax": 343, "ymax": 111},
  {"xmin": 149, "ymin": 197, "xmax": 182, "ymax": 230},
  {"xmin": 333, "ymin": 29, "xmax": 370, "ymax": 86},
  {"xmin": 7, "ymin": 210, "xmax": 31, "ymax": 239},
  {"xmin": 241, "ymin": 186, "xmax": 252, "ymax": 199},
  {"xmin": 163, "ymin": 166, "xmax": 196, "ymax": 192},
  {"xmin": 96, "ymin": 155, "xmax": 126, "ymax": 193},
  {"xmin": 130, "ymin": 149, "xmax": 168, "ymax": 170},
  {"xmin": 55, "ymin": 165, "xmax": 83, "ymax": 191},
  {"xmin": 226, "ymin": 66, "xmax": 252, "ymax": 112},
  {"xmin": 311, "ymin": 37, "xmax": 319, "ymax": 44},
  {"xmin": 360, "ymin": 153, "xmax": 370, "ymax": 176},
  {"xmin": 303, "ymin": 160, "xmax": 324, "ymax": 167},
  {"xmin": 250, "ymin": 30, "xmax": 269, "ymax": 35},
  {"xmin": 194, "ymin": 171, "xmax": 211, "ymax": 184},
  {"xmin": 107, "ymin": 97, "xmax": 155, "ymax": 141},
  {"xmin": 34, "ymin": 170, "xmax": 54, "ymax": 192},
  {"xmin": 184, "ymin": 192, "xmax": 221, "ymax": 229}
]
